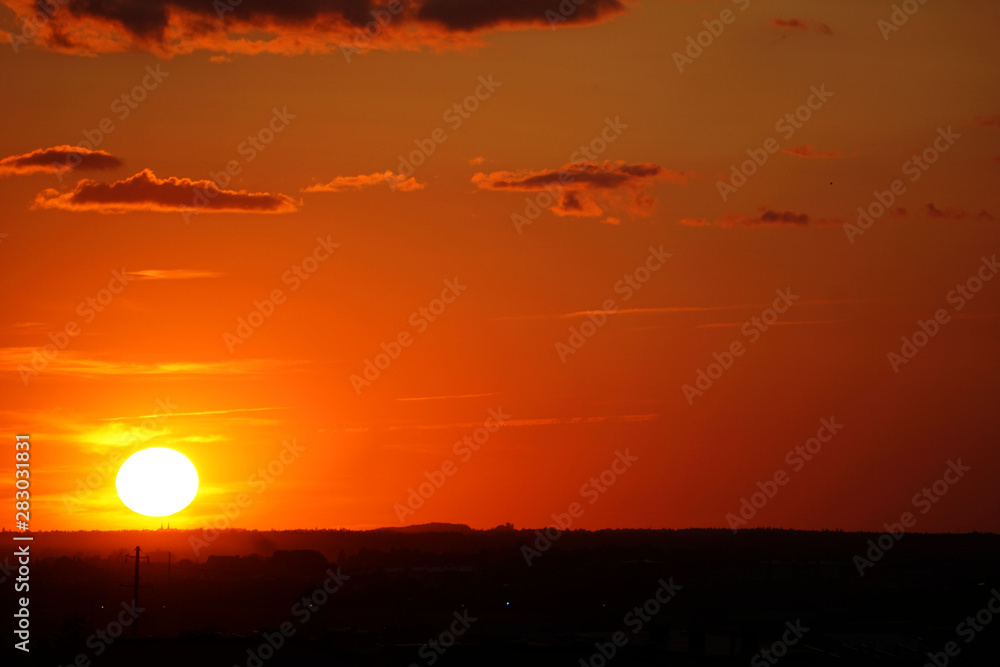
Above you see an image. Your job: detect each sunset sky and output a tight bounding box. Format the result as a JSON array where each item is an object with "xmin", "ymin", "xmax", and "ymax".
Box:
[{"xmin": 2, "ymin": 0, "xmax": 998, "ymax": 534}]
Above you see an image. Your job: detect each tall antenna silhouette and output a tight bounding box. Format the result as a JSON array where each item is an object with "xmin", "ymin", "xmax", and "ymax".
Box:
[{"xmin": 123, "ymin": 546, "xmax": 150, "ymax": 637}]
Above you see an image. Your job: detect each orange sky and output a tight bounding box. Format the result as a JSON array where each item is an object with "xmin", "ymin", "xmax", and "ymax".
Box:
[{"xmin": 1, "ymin": 0, "xmax": 998, "ymax": 534}]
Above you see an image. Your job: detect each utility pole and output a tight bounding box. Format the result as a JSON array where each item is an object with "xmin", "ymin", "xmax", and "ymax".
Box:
[{"xmin": 124, "ymin": 546, "xmax": 149, "ymax": 637}]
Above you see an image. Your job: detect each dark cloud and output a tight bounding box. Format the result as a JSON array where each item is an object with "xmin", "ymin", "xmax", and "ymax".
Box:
[
  {"xmin": 416, "ymin": 0, "xmax": 625, "ymax": 31},
  {"xmin": 781, "ymin": 144, "xmax": 851, "ymax": 159},
  {"xmin": 472, "ymin": 160, "xmax": 686, "ymax": 218},
  {"xmin": 1, "ymin": 0, "xmax": 627, "ymax": 56},
  {"xmin": 0, "ymin": 145, "xmax": 122, "ymax": 176},
  {"xmin": 925, "ymin": 204, "xmax": 994, "ymax": 221},
  {"xmin": 684, "ymin": 204, "xmax": 994, "ymax": 228},
  {"xmin": 33, "ymin": 169, "xmax": 298, "ymax": 214},
  {"xmin": 758, "ymin": 209, "xmax": 809, "ymax": 225},
  {"xmin": 681, "ymin": 206, "xmax": 841, "ymax": 228},
  {"xmin": 770, "ymin": 18, "xmax": 832, "ymax": 34},
  {"xmin": 974, "ymin": 114, "xmax": 1000, "ymax": 129}
]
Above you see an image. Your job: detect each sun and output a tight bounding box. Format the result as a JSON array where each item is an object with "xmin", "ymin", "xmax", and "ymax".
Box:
[{"xmin": 116, "ymin": 447, "xmax": 199, "ymax": 517}]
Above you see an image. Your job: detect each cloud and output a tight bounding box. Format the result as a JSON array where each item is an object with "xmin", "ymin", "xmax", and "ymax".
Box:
[
  {"xmin": 975, "ymin": 114, "xmax": 1000, "ymax": 129},
  {"xmin": 395, "ymin": 392, "xmax": 498, "ymax": 402},
  {"xmin": 498, "ymin": 299, "xmax": 856, "ymax": 322},
  {"xmin": 99, "ymin": 406, "xmax": 287, "ymax": 420},
  {"xmin": 6, "ymin": 322, "xmax": 46, "ymax": 332},
  {"xmin": 781, "ymin": 144, "xmax": 851, "ymax": 159},
  {"xmin": 769, "ymin": 18, "xmax": 832, "ymax": 34},
  {"xmin": 125, "ymin": 269, "xmax": 224, "ymax": 280},
  {"xmin": 467, "ymin": 156, "xmax": 485, "ymax": 166},
  {"xmin": 695, "ymin": 319, "xmax": 847, "ymax": 329},
  {"xmin": 472, "ymin": 160, "xmax": 686, "ymax": 218},
  {"xmin": 1, "ymin": 0, "xmax": 628, "ymax": 57},
  {"xmin": 925, "ymin": 204, "xmax": 994, "ymax": 221},
  {"xmin": 303, "ymin": 170, "xmax": 424, "ymax": 193},
  {"xmin": 498, "ymin": 305, "xmax": 755, "ymax": 321},
  {"xmin": 32, "ymin": 169, "xmax": 299, "ymax": 214},
  {"xmin": 686, "ymin": 204, "xmax": 993, "ymax": 229},
  {"xmin": 0, "ymin": 145, "xmax": 122, "ymax": 176},
  {"xmin": 0, "ymin": 347, "xmax": 303, "ymax": 377},
  {"xmin": 338, "ymin": 412, "xmax": 660, "ymax": 433},
  {"xmin": 681, "ymin": 206, "xmax": 841, "ymax": 228}
]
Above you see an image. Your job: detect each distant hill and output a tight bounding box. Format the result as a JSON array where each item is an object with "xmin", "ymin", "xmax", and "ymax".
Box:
[{"xmin": 374, "ymin": 522, "xmax": 475, "ymax": 534}]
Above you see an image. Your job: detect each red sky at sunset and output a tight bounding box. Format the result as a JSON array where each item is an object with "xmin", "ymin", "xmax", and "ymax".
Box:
[{"xmin": 1, "ymin": 0, "xmax": 998, "ymax": 534}]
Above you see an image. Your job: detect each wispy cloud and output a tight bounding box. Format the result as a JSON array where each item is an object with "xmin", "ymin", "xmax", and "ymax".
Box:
[
  {"xmin": 97, "ymin": 406, "xmax": 287, "ymax": 421},
  {"xmin": 499, "ymin": 299, "xmax": 856, "ymax": 322},
  {"xmin": 5, "ymin": 322, "xmax": 47, "ymax": 334},
  {"xmin": 125, "ymin": 269, "xmax": 224, "ymax": 280},
  {"xmin": 337, "ymin": 412, "xmax": 660, "ymax": 433},
  {"xmin": 0, "ymin": 348, "xmax": 303, "ymax": 377},
  {"xmin": 303, "ymin": 171, "xmax": 424, "ymax": 193},
  {"xmin": 395, "ymin": 393, "xmax": 499, "ymax": 402},
  {"xmin": 695, "ymin": 319, "xmax": 849, "ymax": 329}
]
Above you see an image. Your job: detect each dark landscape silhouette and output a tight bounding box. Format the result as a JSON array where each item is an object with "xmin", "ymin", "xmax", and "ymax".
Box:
[{"xmin": 8, "ymin": 526, "xmax": 1000, "ymax": 666}]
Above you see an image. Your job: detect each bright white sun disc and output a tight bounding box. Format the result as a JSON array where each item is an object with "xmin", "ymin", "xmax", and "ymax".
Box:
[{"xmin": 116, "ymin": 447, "xmax": 199, "ymax": 517}]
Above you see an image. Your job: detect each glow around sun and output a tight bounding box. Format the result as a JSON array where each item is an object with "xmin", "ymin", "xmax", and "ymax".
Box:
[{"xmin": 116, "ymin": 447, "xmax": 199, "ymax": 517}]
